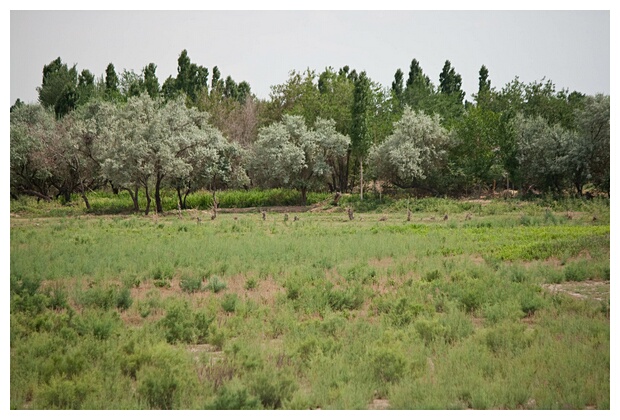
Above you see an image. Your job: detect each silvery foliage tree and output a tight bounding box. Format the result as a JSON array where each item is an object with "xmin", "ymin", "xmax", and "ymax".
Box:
[
  {"xmin": 10, "ymin": 104, "xmax": 59, "ymax": 200},
  {"xmin": 249, "ymin": 115, "xmax": 350, "ymax": 205},
  {"xmin": 102, "ymin": 93, "xmax": 241, "ymax": 214},
  {"xmin": 173, "ymin": 123, "xmax": 249, "ymax": 209},
  {"xmin": 369, "ymin": 106, "xmax": 448, "ymax": 191},
  {"xmin": 69, "ymin": 99, "xmax": 120, "ymax": 207},
  {"xmin": 573, "ymin": 94, "xmax": 610, "ymax": 194},
  {"xmin": 513, "ymin": 113, "xmax": 577, "ymax": 194}
]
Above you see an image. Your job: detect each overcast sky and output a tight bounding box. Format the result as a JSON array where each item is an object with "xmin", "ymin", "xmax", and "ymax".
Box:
[{"xmin": 9, "ymin": 9, "xmax": 610, "ymax": 106}]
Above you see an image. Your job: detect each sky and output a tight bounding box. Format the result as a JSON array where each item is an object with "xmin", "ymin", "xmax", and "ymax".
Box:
[{"xmin": 9, "ymin": 8, "xmax": 611, "ymax": 107}]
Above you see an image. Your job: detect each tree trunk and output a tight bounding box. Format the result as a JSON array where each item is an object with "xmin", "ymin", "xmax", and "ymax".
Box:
[
  {"xmin": 144, "ymin": 184, "xmax": 152, "ymax": 216},
  {"xmin": 155, "ymin": 174, "xmax": 164, "ymax": 214},
  {"xmin": 300, "ymin": 187, "xmax": 307, "ymax": 206},
  {"xmin": 125, "ymin": 186, "xmax": 140, "ymax": 212},
  {"xmin": 80, "ymin": 185, "xmax": 91, "ymax": 210},
  {"xmin": 183, "ymin": 187, "xmax": 191, "ymax": 210},
  {"xmin": 176, "ymin": 186, "xmax": 184, "ymax": 210},
  {"xmin": 359, "ymin": 159, "xmax": 364, "ymax": 201}
]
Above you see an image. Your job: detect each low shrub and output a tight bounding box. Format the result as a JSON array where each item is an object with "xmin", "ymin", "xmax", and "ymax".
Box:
[
  {"xmin": 206, "ymin": 276, "xmax": 227, "ymax": 293},
  {"xmin": 221, "ymin": 294, "xmax": 239, "ymax": 313},
  {"xmin": 179, "ymin": 275, "xmax": 203, "ymax": 293}
]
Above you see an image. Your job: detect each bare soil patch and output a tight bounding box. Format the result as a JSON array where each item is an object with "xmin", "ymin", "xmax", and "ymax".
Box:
[
  {"xmin": 368, "ymin": 399, "xmax": 390, "ymax": 409},
  {"xmin": 544, "ymin": 280, "xmax": 610, "ymax": 301}
]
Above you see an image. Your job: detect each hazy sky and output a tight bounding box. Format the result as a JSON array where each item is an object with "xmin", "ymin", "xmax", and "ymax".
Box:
[{"xmin": 10, "ymin": 9, "xmax": 610, "ymax": 106}]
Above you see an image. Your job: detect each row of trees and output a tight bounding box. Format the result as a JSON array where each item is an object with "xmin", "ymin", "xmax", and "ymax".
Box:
[{"xmin": 10, "ymin": 50, "xmax": 610, "ymax": 212}]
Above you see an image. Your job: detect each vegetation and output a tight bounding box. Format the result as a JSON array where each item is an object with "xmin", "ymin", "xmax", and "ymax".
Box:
[
  {"xmin": 10, "ymin": 52, "xmax": 610, "ymax": 214},
  {"xmin": 10, "ymin": 196, "xmax": 609, "ymax": 409}
]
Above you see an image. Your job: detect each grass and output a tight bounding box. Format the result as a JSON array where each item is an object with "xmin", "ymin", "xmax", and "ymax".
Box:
[{"xmin": 9, "ymin": 195, "xmax": 610, "ymax": 409}]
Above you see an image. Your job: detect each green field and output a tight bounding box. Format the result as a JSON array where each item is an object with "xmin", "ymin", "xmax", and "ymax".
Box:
[{"xmin": 10, "ymin": 198, "xmax": 610, "ymax": 409}]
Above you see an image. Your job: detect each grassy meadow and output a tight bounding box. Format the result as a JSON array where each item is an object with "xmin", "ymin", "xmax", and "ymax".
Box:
[{"xmin": 9, "ymin": 194, "xmax": 610, "ymax": 409}]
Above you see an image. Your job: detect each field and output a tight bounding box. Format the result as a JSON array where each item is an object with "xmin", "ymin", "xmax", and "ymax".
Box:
[{"xmin": 9, "ymin": 196, "xmax": 610, "ymax": 409}]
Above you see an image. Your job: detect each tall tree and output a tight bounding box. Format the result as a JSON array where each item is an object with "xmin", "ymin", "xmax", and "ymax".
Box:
[
  {"xmin": 350, "ymin": 71, "xmax": 372, "ymax": 199},
  {"xmin": 37, "ymin": 57, "xmax": 78, "ymax": 118},
  {"xmin": 391, "ymin": 68, "xmax": 405, "ymax": 105},
  {"xmin": 143, "ymin": 63, "xmax": 160, "ymax": 99},
  {"xmin": 402, "ymin": 59, "xmax": 434, "ymax": 113},
  {"xmin": 475, "ymin": 65, "xmax": 492, "ymax": 109},
  {"xmin": 105, "ymin": 63, "xmax": 120, "ymax": 94},
  {"xmin": 174, "ymin": 49, "xmax": 209, "ymax": 103}
]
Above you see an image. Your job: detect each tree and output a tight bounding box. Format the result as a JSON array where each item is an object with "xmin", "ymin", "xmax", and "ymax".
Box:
[
  {"xmin": 143, "ymin": 63, "xmax": 160, "ymax": 99},
  {"xmin": 573, "ymin": 94, "xmax": 610, "ymax": 194},
  {"xmin": 391, "ymin": 68, "xmax": 405, "ymax": 110},
  {"xmin": 10, "ymin": 98, "xmax": 25, "ymax": 113},
  {"xmin": 402, "ymin": 59, "xmax": 434, "ymax": 112},
  {"xmin": 37, "ymin": 57, "xmax": 79, "ymax": 118},
  {"xmin": 350, "ymin": 71, "xmax": 373, "ymax": 199},
  {"xmin": 369, "ymin": 106, "xmax": 449, "ymax": 194},
  {"xmin": 449, "ymin": 107, "xmax": 508, "ymax": 195},
  {"xmin": 513, "ymin": 114, "xmax": 576, "ymax": 194},
  {"xmin": 475, "ymin": 65, "xmax": 492, "ymax": 109},
  {"xmin": 175, "ymin": 49, "xmax": 209, "ymax": 104},
  {"xmin": 436, "ymin": 60, "xmax": 465, "ymax": 124},
  {"xmin": 76, "ymin": 69, "xmax": 96, "ymax": 106},
  {"xmin": 10, "ymin": 104, "xmax": 58, "ymax": 200},
  {"xmin": 249, "ymin": 115, "xmax": 350, "ymax": 205},
  {"xmin": 105, "ymin": 63, "xmax": 120, "ymax": 95}
]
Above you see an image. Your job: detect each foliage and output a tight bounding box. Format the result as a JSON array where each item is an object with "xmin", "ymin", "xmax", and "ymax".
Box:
[
  {"xmin": 370, "ymin": 107, "xmax": 448, "ymax": 190},
  {"xmin": 249, "ymin": 115, "xmax": 350, "ymax": 204}
]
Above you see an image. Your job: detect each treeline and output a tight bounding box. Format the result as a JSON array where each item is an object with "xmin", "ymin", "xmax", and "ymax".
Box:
[{"xmin": 10, "ymin": 50, "xmax": 610, "ymax": 213}]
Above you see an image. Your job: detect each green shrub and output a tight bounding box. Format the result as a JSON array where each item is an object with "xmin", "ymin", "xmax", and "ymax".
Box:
[
  {"xmin": 483, "ymin": 322, "xmax": 536, "ymax": 355},
  {"xmin": 244, "ymin": 277, "xmax": 258, "ymax": 290},
  {"xmin": 153, "ymin": 279, "xmax": 171, "ymax": 288},
  {"xmin": 249, "ymin": 369, "xmax": 297, "ymax": 409},
  {"xmin": 327, "ymin": 286, "xmax": 365, "ymax": 311},
  {"xmin": 483, "ymin": 301, "xmax": 524, "ymax": 325},
  {"xmin": 160, "ymin": 301, "xmax": 197, "ymax": 344},
  {"xmin": 206, "ymin": 276, "xmax": 227, "ymax": 293},
  {"xmin": 138, "ymin": 365, "xmax": 179, "ymax": 409},
  {"xmin": 36, "ymin": 375, "xmax": 93, "ymax": 409},
  {"xmin": 116, "ymin": 287, "xmax": 133, "ymax": 311},
  {"xmin": 221, "ymin": 294, "xmax": 239, "ymax": 313},
  {"xmin": 179, "ymin": 275, "xmax": 203, "ymax": 293},
  {"xmin": 388, "ymin": 297, "xmax": 424, "ymax": 327},
  {"xmin": 423, "ymin": 269, "xmax": 441, "ymax": 282},
  {"xmin": 73, "ymin": 310, "xmax": 121, "ymax": 340},
  {"xmin": 206, "ymin": 384, "xmax": 260, "ymax": 410},
  {"xmin": 370, "ymin": 348, "xmax": 407, "ymax": 383},
  {"xmin": 414, "ymin": 318, "xmax": 448, "ymax": 345},
  {"xmin": 564, "ymin": 261, "xmax": 591, "ymax": 282}
]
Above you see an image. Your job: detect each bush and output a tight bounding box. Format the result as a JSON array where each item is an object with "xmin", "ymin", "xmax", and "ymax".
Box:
[
  {"xmin": 138, "ymin": 365, "xmax": 179, "ymax": 409},
  {"xmin": 36, "ymin": 375, "xmax": 93, "ymax": 409},
  {"xmin": 206, "ymin": 384, "xmax": 260, "ymax": 410},
  {"xmin": 179, "ymin": 275, "xmax": 203, "ymax": 293},
  {"xmin": 371, "ymin": 349, "xmax": 407, "ymax": 383},
  {"xmin": 327, "ymin": 286, "xmax": 365, "ymax": 311},
  {"xmin": 221, "ymin": 294, "xmax": 239, "ymax": 313},
  {"xmin": 206, "ymin": 276, "xmax": 227, "ymax": 293},
  {"xmin": 249, "ymin": 369, "xmax": 297, "ymax": 409},
  {"xmin": 483, "ymin": 322, "xmax": 536, "ymax": 355},
  {"xmin": 116, "ymin": 287, "xmax": 133, "ymax": 311},
  {"xmin": 73, "ymin": 310, "xmax": 121, "ymax": 340},
  {"xmin": 160, "ymin": 301, "xmax": 197, "ymax": 344}
]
